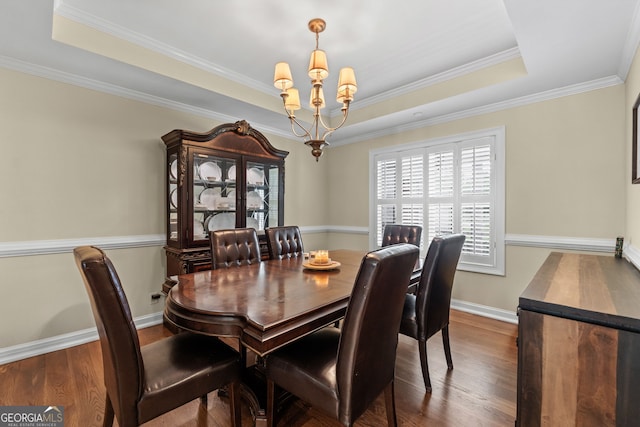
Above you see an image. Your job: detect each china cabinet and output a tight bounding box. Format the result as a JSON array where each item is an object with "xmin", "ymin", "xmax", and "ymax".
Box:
[{"xmin": 162, "ymin": 120, "xmax": 288, "ymax": 292}]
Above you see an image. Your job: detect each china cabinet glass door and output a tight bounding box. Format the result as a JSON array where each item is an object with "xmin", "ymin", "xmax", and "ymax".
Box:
[
  {"xmin": 192, "ymin": 152, "xmax": 238, "ymax": 243},
  {"xmin": 246, "ymin": 161, "xmax": 280, "ymax": 231},
  {"xmin": 168, "ymin": 152, "xmax": 179, "ymax": 242}
]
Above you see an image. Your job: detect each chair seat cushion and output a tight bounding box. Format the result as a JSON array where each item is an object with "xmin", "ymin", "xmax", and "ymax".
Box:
[
  {"xmin": 137, "ymin": 333, "xmax": 240, "ymax": 422},
  {"xmin": 266, "ymin": 328, "xmax": 341, "ymax": 418},
  {"xmin": 400, "ymin": 294, "xmax": 419, "ymax": 339}
]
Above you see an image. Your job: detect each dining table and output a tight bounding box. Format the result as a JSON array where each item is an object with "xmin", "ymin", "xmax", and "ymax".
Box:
[{"xmin": 163, "ymin": 248, "xmax": 422, "ymax": 425}]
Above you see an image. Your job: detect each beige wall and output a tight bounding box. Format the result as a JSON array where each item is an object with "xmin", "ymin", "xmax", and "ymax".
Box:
[
  {"xmin": 325, "ymin": 85, "xmax": 626, "ymax": 312},
  {"xmin": 626, "ymin": 45, "xmax": 640, "ymax": 248},
  {"xmin": 0, "ymin": 63, "xmax": 629, "ymax": 349},
  {"xmin": 0, "ymin": 67, "xmax": 323, "ymax": 348}
]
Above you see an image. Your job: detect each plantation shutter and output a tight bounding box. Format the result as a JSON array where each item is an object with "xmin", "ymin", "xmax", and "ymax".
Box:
[
  {"xmin": 371, "ymin": 127, "xmax": 504, "ymax": 275},
  {"xmin": 460, "ymin": 139, "xmax": 494, "ymax": 266}
]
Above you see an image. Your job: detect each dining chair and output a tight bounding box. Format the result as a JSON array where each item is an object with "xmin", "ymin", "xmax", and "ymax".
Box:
[
  {"xmin": 210, "ymin": 227, "xmax": 262, "ymax": 269},
  {"xmin": 264, "ymin": 243, "xmax": 420, "ymax": 427},
  {"xmin": 265, "ymin": 225, "xmax": 304, "ymax": 260},
  {"xmin": 399, "ymin": 233, "xmax": 466, "ymax": 392},
  {"xmin": 381, "ymin": 224, "xmax": 422, "ymax": 247},
  {"xmin": 73, "ymin": 246, "xmax": 242, "ymax": 427}
]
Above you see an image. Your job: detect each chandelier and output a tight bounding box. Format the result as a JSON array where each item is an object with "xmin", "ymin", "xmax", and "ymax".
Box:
[{"xmin": 273, "ymin": 18, "xmax": 357, "ymax": 161}]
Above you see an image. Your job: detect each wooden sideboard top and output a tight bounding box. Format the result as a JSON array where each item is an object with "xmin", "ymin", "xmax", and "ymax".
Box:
[{"xmin": 519, "ymin": 252, "xmax": 640, "ymax": 332}]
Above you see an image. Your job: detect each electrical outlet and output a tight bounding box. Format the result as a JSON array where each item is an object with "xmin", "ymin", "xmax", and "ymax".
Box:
[{"xmin": 150, "ymin": 292, "xmax": 163, "ymax": 304}]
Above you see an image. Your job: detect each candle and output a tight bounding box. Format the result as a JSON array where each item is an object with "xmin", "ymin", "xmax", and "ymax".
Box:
[{"xmin": 316, "ymin": 250, "xmax": 329, "ymax": 264}]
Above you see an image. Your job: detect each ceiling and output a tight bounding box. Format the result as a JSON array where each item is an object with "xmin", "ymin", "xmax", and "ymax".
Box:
[{"xmin": 2, "ymin": 0, "xmax": 640, "ymax": 148}]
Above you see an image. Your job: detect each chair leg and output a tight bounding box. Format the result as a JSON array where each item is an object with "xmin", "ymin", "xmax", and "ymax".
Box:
[
  {"xmin": 266, "ymin": 378, "xmax": 276, "ymax": 427},
  {"xmin": 418, "ymin": 339, "xmax": 432, "ymax": 392},
  {"xmin": 442, "ymin": 325, "xmax": 454, "ymax": 370},
  {"xmin": 383, "ymin": 380, "xmax": 398, "ymax": 427},
  {"xmin": 228, "ymin": 381, "xmax": 242, "ymax": 427},
  {"xmin": 103, "ymin": 394, "xmax": 115, "ymax": 427},
  {"xmin": 199, "ymin": 393, "xmax": 208, "ymax": 408}
]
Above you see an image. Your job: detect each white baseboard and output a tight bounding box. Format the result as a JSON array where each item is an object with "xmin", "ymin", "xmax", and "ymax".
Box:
[
  {"xmin": 624, "ymin": 243, "xmax": 640, "ymax": 271},
  {"xmin": 505, "ymin": 234, "xmax": 615, "ymax": 252},
  {"xmin": 451, "ymin": 299, "xmax": 518, "ymax": 324},
  {"xmin": 0, "ymin": 312, "xmax": 163, "ymax": 365},
  {"xmin": 0, "ymin": 302, "xmax": 518, "ymax": 365}
]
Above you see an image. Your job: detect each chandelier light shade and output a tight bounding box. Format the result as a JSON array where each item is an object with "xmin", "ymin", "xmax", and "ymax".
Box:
[{"xmin": 273, "ymin": 18, "xmax": 357, "ymax": 161}]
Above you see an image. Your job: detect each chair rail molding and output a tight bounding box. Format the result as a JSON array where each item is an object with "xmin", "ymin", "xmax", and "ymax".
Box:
[
  {"xmin": 0, "ymin": 234, "xmax": 165, "ymax": 258},
  {"xmin": 0, "ymin": 231, "xmax": 617, "ymax": 258}
]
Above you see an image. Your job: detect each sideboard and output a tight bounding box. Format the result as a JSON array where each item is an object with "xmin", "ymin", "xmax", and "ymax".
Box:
[{"xmin": 517, "ymin": 252, "xmax": 640, "ymax": 426}]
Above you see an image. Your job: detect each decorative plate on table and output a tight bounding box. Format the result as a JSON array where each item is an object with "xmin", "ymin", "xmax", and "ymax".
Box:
[
  {"xmin": 199, "ymin": 161, "xmax": 222, "ymax": 181},
  {"xmin": 302, "ymin": 260, "xmax": 341, "ymax": 270}
]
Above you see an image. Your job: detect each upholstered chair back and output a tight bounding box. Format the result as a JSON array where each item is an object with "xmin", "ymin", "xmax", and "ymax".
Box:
[
  {"xmin": 415, "ymin": 234, "xmax": 466, "ymax": 339},
  {"xmin": 336, "ymin": 243, "xmax": 419, "ymax": 422},
  {"xmin": 74, "ymin": 246, "xmax": 143, "ymax": 423},
  {"xmin": 381, "ymin": 224, "xmax": 422, "ymax": 247},
  {"xmin": 265, "ymin": 226, "xmax": 304, "ymax": 259},
  {"xmin": 210, "ymin": 228, "xmax": 261, "ymax": 269}
]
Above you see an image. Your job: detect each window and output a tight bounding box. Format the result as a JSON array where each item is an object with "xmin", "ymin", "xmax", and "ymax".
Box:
[{"xmin": 370, "ymin": 127, "xmax": 505, "ymax": 275}]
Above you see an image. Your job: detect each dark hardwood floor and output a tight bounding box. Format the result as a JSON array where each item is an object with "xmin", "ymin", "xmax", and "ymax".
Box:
[{"xmin": 0, "ymin": 310, "xmax": 517, "ymax": 426}]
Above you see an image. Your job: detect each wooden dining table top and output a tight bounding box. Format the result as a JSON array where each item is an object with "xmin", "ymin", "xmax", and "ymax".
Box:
[{"xmin": 164, "ymin": 249, "xmax": 422, "ymax": 356}]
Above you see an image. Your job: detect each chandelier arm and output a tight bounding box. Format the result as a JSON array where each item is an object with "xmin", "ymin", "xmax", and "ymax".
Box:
[
  {"xmin": 287, "ymin": 114, "xmax": 312, "ymax": 140},
  {"xmin": 319, "ymin": 107, "xmax": 350, "ymax": 141},
  {"xmin": 316, "ymin": 113, "xmax": 334, "ymax": 134}
]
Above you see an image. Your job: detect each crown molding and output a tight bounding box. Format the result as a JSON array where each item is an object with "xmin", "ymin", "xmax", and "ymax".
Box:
[
  {"xmin": 332, "ymin": 75, "xmax": 624, "ymax": 147},
  {"xmin": 52, "ymin": 0, "xmax": 275, "ymax": 96},
  {"xmin": 0, "ymin": 55, "xmax": 237, "ymax": 121},
  {"xmin": 54, "ymin": 1, "xmax": 525, "ymax": 118},
  {"xmin": 0, "ymin": 53, "xmax": 624, "ymax": 150},
  {"xmin": 346, "ymin": 48, "xmax": 522, "ymax": 113},
  {"xmin": 617, "ymin": 0, "xmax": 640, "ymax": 79},
  {"xmin": 0, "ymin": 55, "xmax": 292, "ymax": 142}
]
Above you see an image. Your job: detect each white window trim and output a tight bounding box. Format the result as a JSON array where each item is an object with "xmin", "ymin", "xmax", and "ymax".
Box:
[{"xmin": 369, "ymin": 126, "xmax": 505, "ymax": 276}]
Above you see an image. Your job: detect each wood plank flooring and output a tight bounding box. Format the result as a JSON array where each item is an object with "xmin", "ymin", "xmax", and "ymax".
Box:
[{"xmin": 0, "ymin": 310, "xmax": 517, "ymax": 426}]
